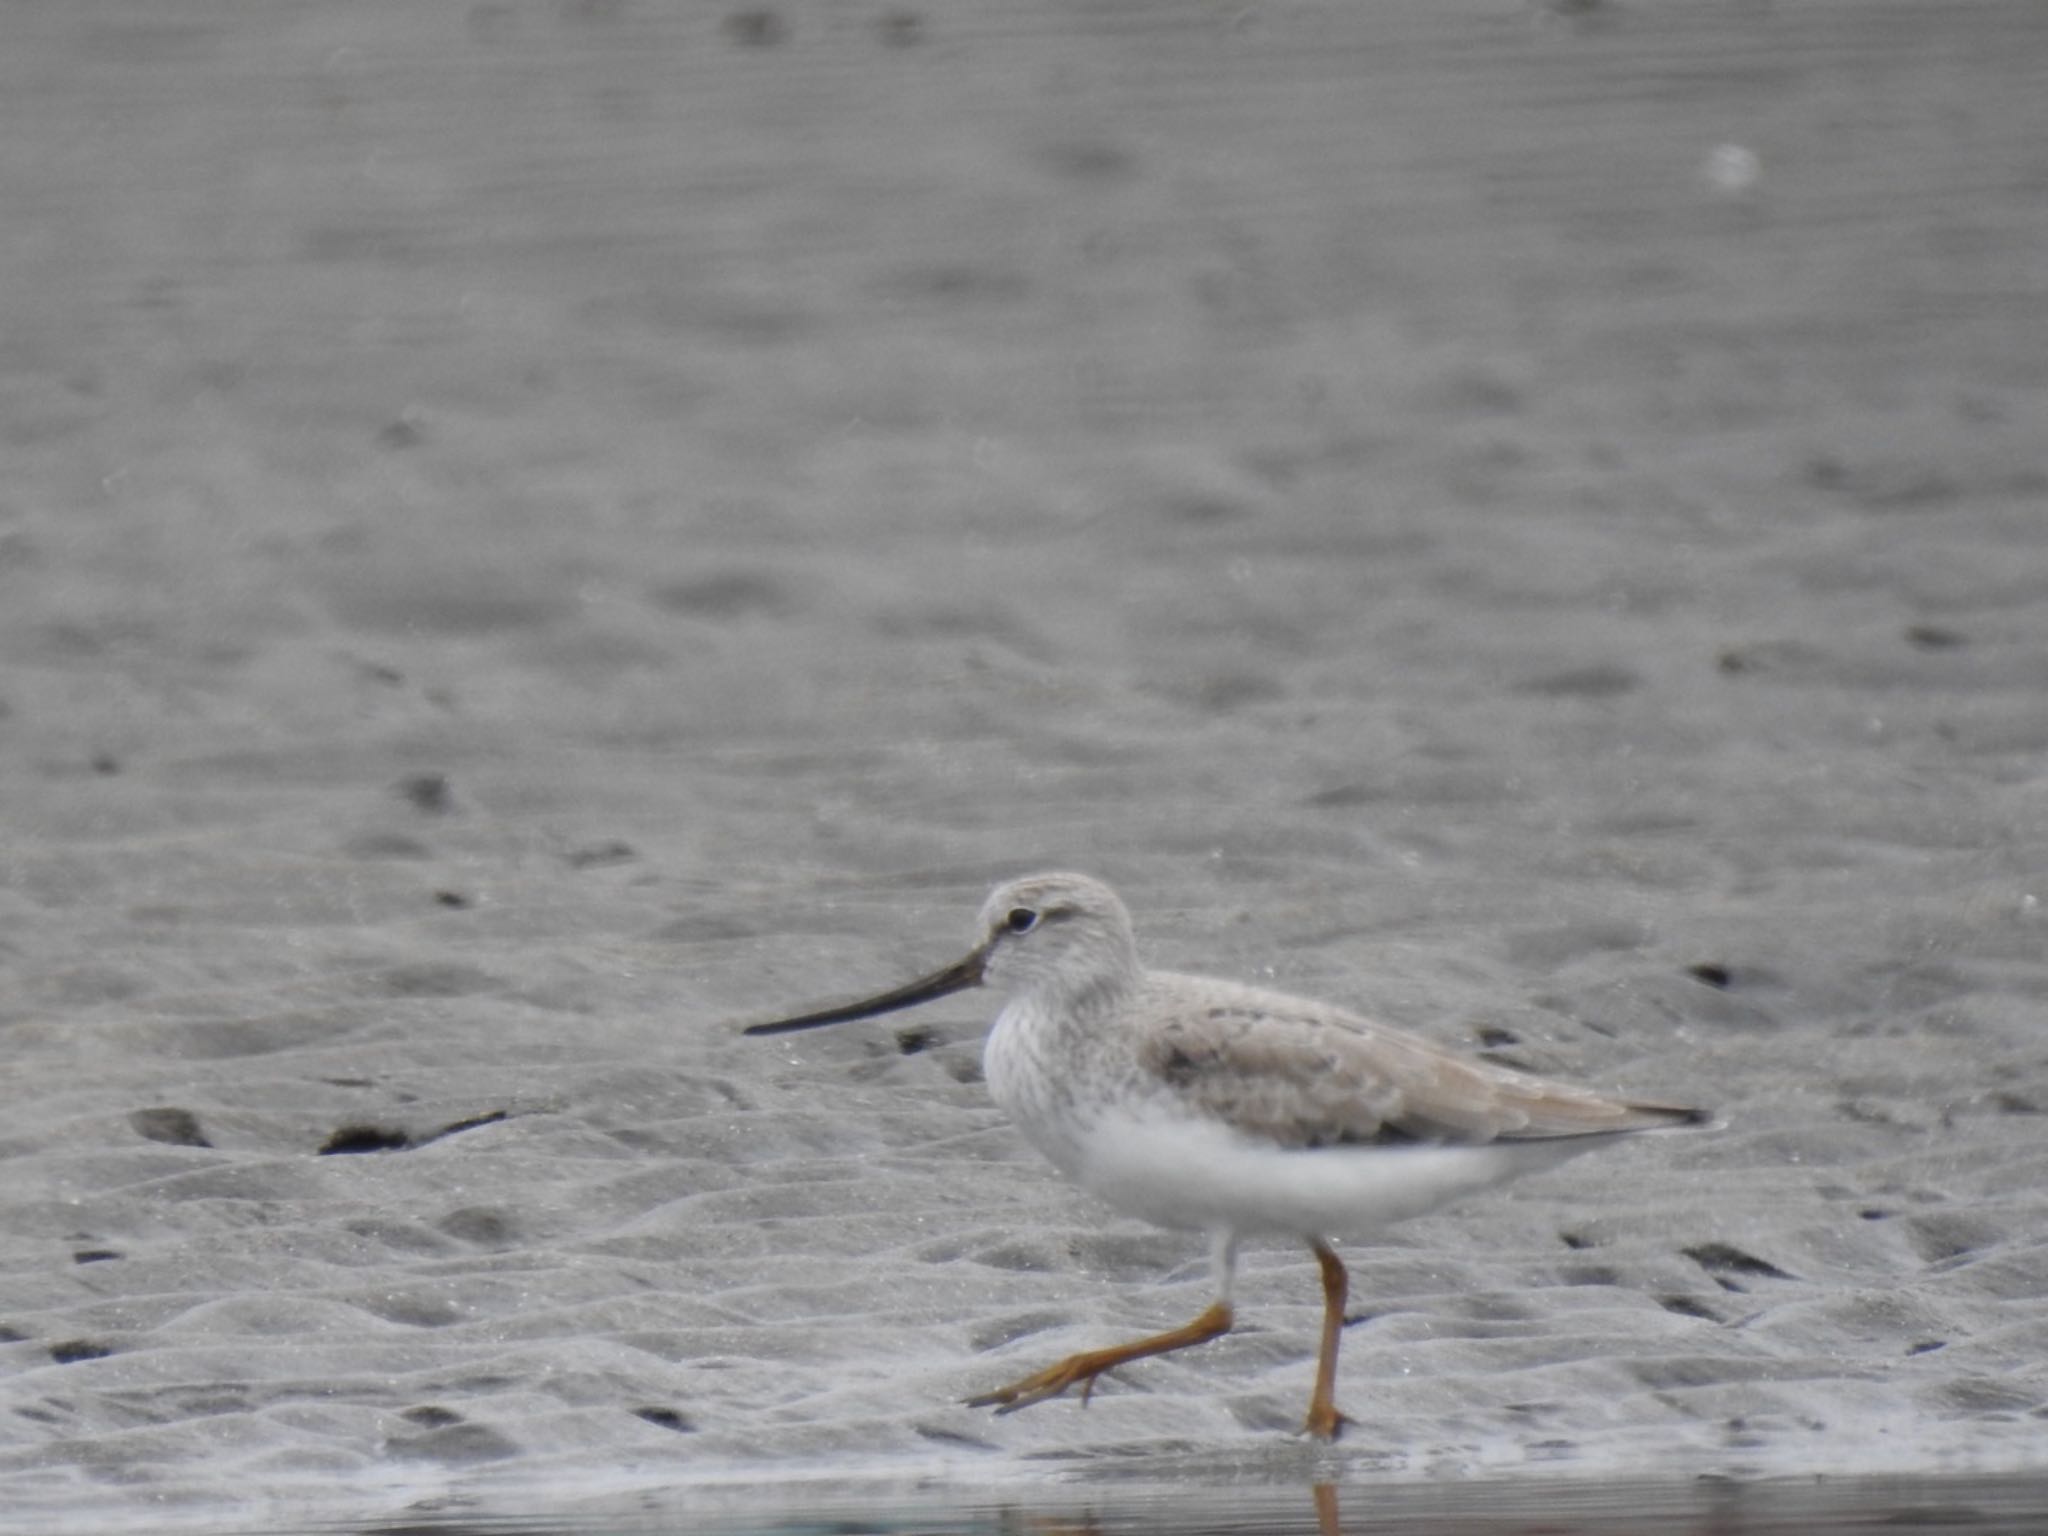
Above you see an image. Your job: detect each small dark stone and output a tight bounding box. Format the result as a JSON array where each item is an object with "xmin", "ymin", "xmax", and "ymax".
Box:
[
  {"xmin": 1684, "ymin": 1241, "xmax": 1798, "ymax": 1285},
  {"xmin": 395, "ymin": 773, "xmax": 454, "ymax": 813},
  {"xmin": 894, "ymin": 1026, "xmax": 938, "ymax": 1056},
  {"xmin": 631, "ymin": 1406, "xmax": 696, "ymax": 1433},
  {"xmin": 401, "ymin": 1405, "xmax": 463, "ymax": 1428},
  {"xmin": 50, "ymin": 1340, "xmax": 114, "ymax": 1364},
  {"xmin": 433, "ymin": 890, "xmax": 470, "ymax": 908},
  {"xmin": 130, "ymin": 1106, "xmax": 212, "ymax": 1147},
  {"xmin": 319, "ymin": 1124, "xmax": 410, "ymax": 1155},
  {"xmin": 1904, "ymin": 623, "xmax": 1967, "ymax": 650},
  {"xmin": 1657, "ymin": 1294, "xmax": 1721, "ymax": 1321},
  {"xmin": 1475, "ymin": 1025, "xmax": 1520, "ymax": 1048},
  {"xmin": 1688, "ymin": 962, "xmax": 1733, "ymax": 990},
  {"xmin": 72, "ymin": 1250, "xmax": 121, "ymax": 1265}
]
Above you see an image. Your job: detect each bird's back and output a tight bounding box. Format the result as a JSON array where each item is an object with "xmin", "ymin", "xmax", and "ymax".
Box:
[{"xmin": 1123, "ymin": 969, "xmax": 1705, "ymax": 1151}]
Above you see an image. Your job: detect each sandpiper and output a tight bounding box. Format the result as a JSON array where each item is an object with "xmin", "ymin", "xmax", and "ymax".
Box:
[{"xmin": 743, "ymin": 872, "xmax": 1709, "ymax": 1438}]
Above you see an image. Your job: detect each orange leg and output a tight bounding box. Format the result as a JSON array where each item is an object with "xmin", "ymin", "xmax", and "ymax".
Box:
[
  {"xmin": 1312, "ymin": 1483, "xmax": 1343, "ymax": 1536},
  {"xmin": 1302, "ymin": 1239, "xmax": 1352, "ymax": 1440},
  {"xmin": 966, "ymin": 1300, "xmax": 1235, "ymax": 1415}
]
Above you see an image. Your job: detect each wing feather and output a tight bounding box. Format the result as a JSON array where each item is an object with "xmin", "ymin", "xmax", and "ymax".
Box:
[{"xmin": 1132, "ymin": 973, "xmax": 1702, "ymax": 1149}]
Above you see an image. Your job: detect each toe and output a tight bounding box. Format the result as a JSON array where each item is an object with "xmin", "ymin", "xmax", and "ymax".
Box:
[{"xmin": 1302, "ymin": 1403, "xmax": 1350, "ymax": 1441}]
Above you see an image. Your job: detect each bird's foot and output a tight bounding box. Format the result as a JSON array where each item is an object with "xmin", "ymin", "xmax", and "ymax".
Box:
[
  {"xmin": 965, "ymin": 1352, "xmax": 1118, "ymax": 1416},
  {"xmin": 966, "ymin": 1302, "xmax": 1234, "ymax": 1419},
  {"xmin": 1301, "ymin": 1400, "xmax": 1351, "ymax": 1441}
]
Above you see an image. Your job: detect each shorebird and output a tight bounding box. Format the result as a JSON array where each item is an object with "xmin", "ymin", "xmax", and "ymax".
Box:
[{"xmin": 742, "ymin": 872, "xmax": 1709, "ymax": 1438}]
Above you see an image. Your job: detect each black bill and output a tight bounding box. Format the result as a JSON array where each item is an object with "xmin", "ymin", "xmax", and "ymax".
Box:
[{"xmin": 740, "ymin": 946, "xmax": 988, "ymax": 1036}]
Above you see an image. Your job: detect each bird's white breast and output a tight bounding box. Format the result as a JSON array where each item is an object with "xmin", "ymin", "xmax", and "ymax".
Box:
[{"xmin": 982, "ymin": 994, "xmax": 1111, "ymax": 1186}]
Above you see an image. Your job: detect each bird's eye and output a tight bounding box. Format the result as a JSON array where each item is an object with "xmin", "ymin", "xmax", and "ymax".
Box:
[{"xmin": 1005, "ymin": 907, "xmax": 1038, "ymax": 934}]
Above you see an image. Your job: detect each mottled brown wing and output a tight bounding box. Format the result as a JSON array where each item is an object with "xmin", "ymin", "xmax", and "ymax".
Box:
[{"xmin": 1133, "ymin": 974, "xmax": 1703, "ymax": 1149}]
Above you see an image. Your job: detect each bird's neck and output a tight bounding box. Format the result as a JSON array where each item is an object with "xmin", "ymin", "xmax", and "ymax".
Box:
[{"xmin": 1016, "ymin": 962, "xmax": 1137, "ymax": 1036}]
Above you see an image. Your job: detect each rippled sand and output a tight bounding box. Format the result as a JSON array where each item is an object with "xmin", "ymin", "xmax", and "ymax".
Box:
[{"xmin": 3, "ymin": 0, "xmax": 2046, "ymax": 1525}]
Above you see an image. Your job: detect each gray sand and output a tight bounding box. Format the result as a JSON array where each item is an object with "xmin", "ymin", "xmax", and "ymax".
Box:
[{"xmin": 3, "ymin": 0, "xmax": 2046, "ymax": 1524}]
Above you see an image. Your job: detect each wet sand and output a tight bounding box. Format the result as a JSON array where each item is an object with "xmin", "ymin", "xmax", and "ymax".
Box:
[{"xmin": 2, "ymin": 0, "xmax": 2046, "ymax": 1525}]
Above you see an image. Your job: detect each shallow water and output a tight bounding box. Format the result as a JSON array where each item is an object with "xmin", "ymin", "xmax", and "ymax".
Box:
[{"xmin": 28, "ymin": 1474, "xmax": 2048, "ymax": 1536}]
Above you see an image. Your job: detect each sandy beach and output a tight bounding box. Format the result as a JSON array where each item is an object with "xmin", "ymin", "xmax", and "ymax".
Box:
[{"xmin": 2, "ymin": 0, "xmax": 2046, "ymax": 1525}]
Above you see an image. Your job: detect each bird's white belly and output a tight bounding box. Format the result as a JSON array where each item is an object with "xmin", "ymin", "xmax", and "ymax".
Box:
[
  {"xmin": 1069, "ymin": 1106, "xmax": 1599, "ymax": 1240},
  {"xmin": 984, "ymin": 996, "xmax": 1607, "ymax": 1241}
]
